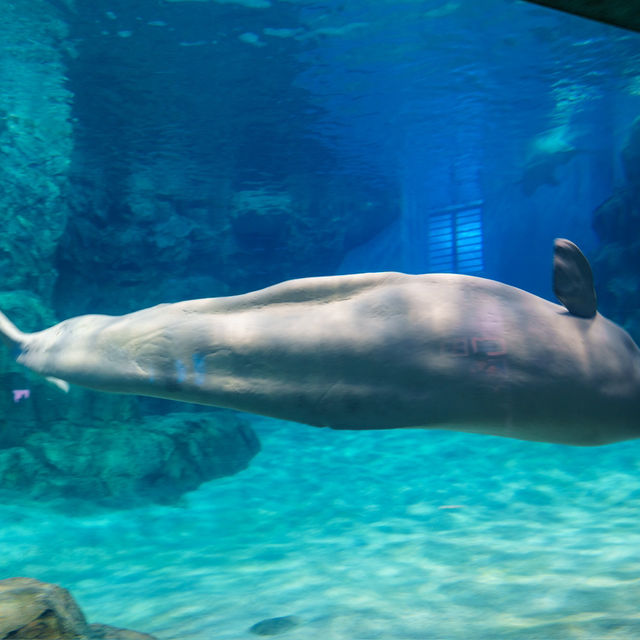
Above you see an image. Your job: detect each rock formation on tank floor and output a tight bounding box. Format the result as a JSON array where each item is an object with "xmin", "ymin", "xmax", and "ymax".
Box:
[
  {"xmin": 0, "ymin": 577, "xmax": 157, "ymax": 640},
  {"xmin": 0, "ymin": 411, "xmax": 260, "ymax": 508}
]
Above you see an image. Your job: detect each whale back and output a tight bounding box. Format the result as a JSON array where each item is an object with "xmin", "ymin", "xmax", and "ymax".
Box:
[{"xmin": 1, "ymin": 238, "xmax": 640, "ymax": 446}]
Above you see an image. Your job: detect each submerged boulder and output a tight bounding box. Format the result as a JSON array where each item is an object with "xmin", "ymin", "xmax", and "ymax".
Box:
[
  {"xmin": 0, "ymin": 577, "xmax": 157, "ymax": 640},
  {"xmin": 0, "ymin": 411, "xmax": 260, "ymax": 507},
  {"xmin": 0, "ymin": 577, "xmax": 86, "ymax": 640}
]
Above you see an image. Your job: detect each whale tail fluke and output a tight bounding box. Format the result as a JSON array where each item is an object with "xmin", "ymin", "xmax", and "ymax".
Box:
[
  {"xmin": 0, "ymin": 310, "xmax": 69, "ymax": 393},
  {"xmin": 0, "ymin": 310, "xmax": 26, "ymax": 351}
]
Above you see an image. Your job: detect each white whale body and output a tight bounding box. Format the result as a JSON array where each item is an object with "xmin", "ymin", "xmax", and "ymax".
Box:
[{"xmin": 1, "ymin": 239, "xmax": 639, "ymax": 446}]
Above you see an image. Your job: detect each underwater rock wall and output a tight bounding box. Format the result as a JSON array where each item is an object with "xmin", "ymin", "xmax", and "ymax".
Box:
[
  {"xmin": 56, "ymin": 169, "xmax": 395, "ymax": 316},
  {"xmin": 0, "ymin": 1, "xmax": 111, "ymax": 477},
  {"xmin": 0, "ymin": 411, "xmax": 260, "ymax": 508},
  {"xmin": 0, "ymin": 1, "xmax": 73, "ymax": 302},
  {"xmin": 591, "ymin": 117, "xmax": 640, "ymax": 343},
  {"xmin": 0, "ymin": 0, "xmax": 398, "ymax": 322},
  {"xmin": 50, "ymin": 0, "xmax": 397, "ymax": 317}
]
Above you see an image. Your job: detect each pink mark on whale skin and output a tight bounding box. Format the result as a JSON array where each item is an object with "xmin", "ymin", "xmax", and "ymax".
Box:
[{"xmin": 12, "ymin": 389, "xmax": 30, "ymax": 403}]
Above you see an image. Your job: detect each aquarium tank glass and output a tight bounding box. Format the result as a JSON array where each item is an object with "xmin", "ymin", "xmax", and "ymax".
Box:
[{"xmin": 0, "ymin": 1, "xmax": 639, "ymax": 638}]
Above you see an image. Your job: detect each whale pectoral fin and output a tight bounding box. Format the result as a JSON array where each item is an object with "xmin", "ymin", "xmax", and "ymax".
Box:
[
  {"xmin": 45, "ymin": 376, "xmax": 70, "ymax": 393},
  {"xmin": 552, "ymin": 238, "xmax": 597, "ymax": 318}
]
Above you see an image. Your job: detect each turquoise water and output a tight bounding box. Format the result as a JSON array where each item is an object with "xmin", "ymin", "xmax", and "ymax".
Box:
[
  {"xmin": 4, "ymin": 417, "xmax": 640, "ymax": 639},
  {"xmin": 2, "ymin": 0, "xmax": 640, "ymax": 638}
]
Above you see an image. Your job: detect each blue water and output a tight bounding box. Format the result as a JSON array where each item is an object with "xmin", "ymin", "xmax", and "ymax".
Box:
[
  {"xmin": 2, "ymin": 1, "xmax": 640, "ymax": 639},
  {"xmin": 4, "ymin": 420, "xmax": 640, "ymax": 638},
  {"xmin": 66, "ymin": 0, "xmax": 640, "ymax": 298}
]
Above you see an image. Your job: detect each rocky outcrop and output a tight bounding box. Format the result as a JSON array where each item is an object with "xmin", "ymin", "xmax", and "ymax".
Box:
[
  {"xmin": 49, "ymin": 2, "xmax": 397, "ymax": 317},
  {"xmin": 0, "ymin": 412, "xmax": 260, "ymax": 507},
  {"xmin": 0, "ymin": 1, "xmax": 72, "ymax": 304},
  {"xmin": 55, "ymin": 172, "xmax": 396, "ymax": 317},
  {"xmin": 0, "ymin": 577, "xmax": 157, "ymax": 640},
  {"xmin": 591, "ymin": 117, "xmax": 640, "ymax": 343}
]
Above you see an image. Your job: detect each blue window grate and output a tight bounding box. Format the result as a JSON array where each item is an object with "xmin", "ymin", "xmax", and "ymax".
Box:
[{"xmin": 428, "ymin": 202, "xmax": 483, "ymax": 274}]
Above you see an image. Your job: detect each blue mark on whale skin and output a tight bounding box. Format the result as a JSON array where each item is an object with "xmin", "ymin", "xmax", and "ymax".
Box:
[
  {"xmin": 192, "ymin": 353, "xmax": 206, "ymax": 387},
  {"xmin": 175, "ymin": 359, "xmax": 187, "ymax": 384}
]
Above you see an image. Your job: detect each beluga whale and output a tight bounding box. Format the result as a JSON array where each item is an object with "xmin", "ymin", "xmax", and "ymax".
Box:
[{"xmin": 1, "ymin": 239, "xmax": 639, "ymax": 446}]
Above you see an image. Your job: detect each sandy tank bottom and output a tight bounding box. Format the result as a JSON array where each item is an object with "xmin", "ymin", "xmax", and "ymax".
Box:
[{"xmin": 1, "ymin": 415, "xmax": 640, "ymax": 640}]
